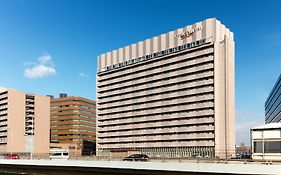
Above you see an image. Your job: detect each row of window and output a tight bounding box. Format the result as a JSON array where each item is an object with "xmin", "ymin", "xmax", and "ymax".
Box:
[
  {"xmin": 0, "ymin": 110, "xmax": 7, "ymax": 115},
  {"xmin": 98, "ymin": 126, "xmax": 214, "ymax": 139},
  {"xmin": 51, "ymin": 129, "xmax": 96, "ymax": 133},
  {"xmin": 0, "ymin": 137, "xmax": 7, "ymax": 143},
  {"xmin": 51, "ymin": 100, "xmax": 96, "ymax": 106},
  {"xmin": 254, "ymin": 141, "xmax": 281, "ymax": 153},
  {"xmin": 99, "ymin": 115, "xmax": 213, "ymax": 127},
  {"xmin": 98, "ymin": 44, "xmax": 213, "ymax": 82},
  {"xmin": 98, "ymin": 86, "xmax": 214, "ymax": 107},
  {"xmin": 51, "ymin": 109, "xmax": 96, "ymax": 115},
  {"xmin": 97, "ymin": 71, "xmax": 214, "ymax": 99},
  {"xmin": 0, "ymin": 127, "xmax": 7, "ymax": 132},
  {"xmin": 0, "ymin": 116, "xmax": 7, "ymax": 121},
  {"xmin": 98, "ymin": 88, "xmax": 214, "ymax": 110},
  {"xmin": 51, "ymin": 104, "xmax": 95, "ymax": 110},
  {"xmin": 99, "ymin": 101, "xmax": 214, "ymax": 119},
  {"xmin": 0, "ymin": 91, "xmax": 8, "ymax": 96},
  {"xmin": 52, "ymin": 134, "xmax": 94, "ymax": 137},
  {"xmin": 0, "ymin": 96, "xmax": 7, "ymax": 101},
  {"xmin": 97, "ymin": 67, "xmax": 214, "ymax": 96},
  {"xmin": 51, "ymin": 124, "xmax": 96, "ymax": 128},
  {"xmin": 98, "ymin": 75, "xmax": 214, "ymax": 100},
  {"xmin": 98, "ymin": 109, "xmax": 213, "ymax": 122},
  {"xmin": 0, "ymin": 105, "xmax": 7, "ymax": 110},
  {"xmin": 0, "ymin": 121, "xmax": 7, "ymax": 126},
  {"xmin": 265, "ymin": 75, "xmax": 281, "ymax": 107},
  {"xmin": 98, "ymin": 55, "xmax": 214, "ymax": 88},
  {"xmin": 0, "ymin": 100, "xmax": 8, "ymax": 105},
  {"xmin": 98, "ymin": 108, "xmax": 214, "ymax": 124},
  {"xmin": 98, "ymin": 118, "xmax": 214, "ymax": 133},
  {"xmin": 98, "ymin": 85, "xmax": 214, "ymax": 106},
  {"xmin": 98, "ymin": 132, "xmax": 214, "ymax": 144},
  {"xmin": 51, "ymin": 120, "xmax": 96, "ymax": 125},
  {"xmin": 98, "ymin": 114, "xmax": 213, "ymax": 127},
  {"xmin": 265, "ymin": 97, "xmax": 281, "ymax": 123},
  {"xmin": 51, "ymin": 138, "xmax": 84, "ymax": 142},
  {"xmin": 98, "ymin": 94, "xmax": 214, "ymax": 115},
  {"xmin": 51, "ymin": 115, "xmax": 96, "ymax": 121},
  {"xmin": 98, "ymin": 139, "xmax": 214, "ymax": 145}
]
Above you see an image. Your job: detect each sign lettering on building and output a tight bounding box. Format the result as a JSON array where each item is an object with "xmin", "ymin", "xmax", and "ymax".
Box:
[{"xmin": 175, "ymin": 26, "xmax": 203, "ymax": 40}]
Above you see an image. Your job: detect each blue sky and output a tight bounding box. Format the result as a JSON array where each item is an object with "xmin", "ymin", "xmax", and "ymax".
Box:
[{"xmin": 0, "ymin": 0, "xmax": 280, "ymax": 145}]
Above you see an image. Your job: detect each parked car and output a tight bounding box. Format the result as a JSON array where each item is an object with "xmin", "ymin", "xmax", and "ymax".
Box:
[
  {"xmin": 50, "ymin": 150, "xmax": 69, "ymax": 160},
  {"xmin": 123, "ymin": 154, "xmax": 149, "ymax": 162},
  {"xmin": 4, "ymin": 154, "xmax": 20, "ymax": 159},
  {"xmin": 236, "ymin": 153, "xmax": 251, "ymax": 159}
]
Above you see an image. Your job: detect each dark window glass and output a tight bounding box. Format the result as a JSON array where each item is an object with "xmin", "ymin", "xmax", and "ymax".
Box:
[
  {"xmin": 52, "ymin": 153, "xmax": 61, "ymax": 156},
  {"xmin": 264, "ymin": 141, "xmax": 281, "ymax": 153},
  {"xmin": 254, "ymin": 142, "xmax": 263, "ymax": 153}
]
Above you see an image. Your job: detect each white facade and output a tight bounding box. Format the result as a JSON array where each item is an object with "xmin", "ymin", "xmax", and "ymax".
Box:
[{"xmin": 251, "ymin": 123, "xmax": 281, "ymax": 160}]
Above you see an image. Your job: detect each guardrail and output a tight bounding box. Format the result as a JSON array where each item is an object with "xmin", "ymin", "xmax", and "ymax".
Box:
[{"xmin": 0, "ymin": 153, "xmax": 280, "ymax": 165}]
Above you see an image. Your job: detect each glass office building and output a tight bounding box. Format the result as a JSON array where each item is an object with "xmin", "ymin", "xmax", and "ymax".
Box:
[
  {"xmin": 265, "ymin": 74, "xmax": 281, "ymax": 123},
  {"xmin": 96, "ymin": 18, "xmax": 235, "ymax": 158}
]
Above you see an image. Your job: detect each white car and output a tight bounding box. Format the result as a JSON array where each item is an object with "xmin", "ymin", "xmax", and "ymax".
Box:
[{"xmin": 50, "ymin": 151, "xmax": 69, "ymax": 160}]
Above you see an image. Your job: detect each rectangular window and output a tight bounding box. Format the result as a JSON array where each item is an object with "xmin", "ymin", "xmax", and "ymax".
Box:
[
  {"xmin": 254, "ymin": 142, "xmax": 263, "ymax": 153},
  {"xmin": 264, "ymin": 141, "xmax": 281, "ymax": 153}
]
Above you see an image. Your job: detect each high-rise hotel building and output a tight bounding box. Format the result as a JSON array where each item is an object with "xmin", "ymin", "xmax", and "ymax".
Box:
[
  {"xmin": 96, "ymin": 18, "xmax": 235, "ymax": 158},
  {"xmin": 0, "ymin": 87, "xmax": 50, "ymax": 155}
]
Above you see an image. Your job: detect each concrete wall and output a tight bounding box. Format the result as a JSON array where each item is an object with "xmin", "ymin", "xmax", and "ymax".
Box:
[
  {"xmin": 7, "ymin": 89, "xmax": 25, "ymax": 153},
  {"xmin": 34, "ymin": 95, "xmax": 50, "ymax": 154},
  {"xmin": 213, "ymin": 20, "xmax": 236, "ymax": 158}
]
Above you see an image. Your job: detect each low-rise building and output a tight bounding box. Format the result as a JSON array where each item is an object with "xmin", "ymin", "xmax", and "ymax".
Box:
[{"xmin": 251, "ymin": 123, "xmax": 281, "ymax": 160}]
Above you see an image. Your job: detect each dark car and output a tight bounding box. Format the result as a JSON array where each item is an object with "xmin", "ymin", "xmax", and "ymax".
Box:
[
  {"xmin": 123, "ymin": 154, "xmax": 149, "ymax": 162},
  {"xmin": 235, "ymin": 153, "xmax": 251, "ymax": 159},
  {"xmin": 4, "ymin": 154, "xmax": 20, "ymax": 159}
]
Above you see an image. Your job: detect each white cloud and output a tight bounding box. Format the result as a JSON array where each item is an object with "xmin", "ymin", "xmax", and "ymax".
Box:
[
  {"xmin": 24, "ymin": 54, "xmax": 56, "ymax": 79},
  {"xmin": 78, "ymin": 72, "xmax": 90, "ymax": 79},
  {"xmin": 23, "ymin": 61, "xmax": 36, "ymax": 67},
  {"xmin": 38, "ymin": 55, "xmax": 52, "ymax": 64}
]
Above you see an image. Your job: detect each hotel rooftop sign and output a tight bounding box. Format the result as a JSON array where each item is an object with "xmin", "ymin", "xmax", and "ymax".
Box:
[{"xmin": 175, "ymin": 26, "xmax": 203, "ymax": 40}]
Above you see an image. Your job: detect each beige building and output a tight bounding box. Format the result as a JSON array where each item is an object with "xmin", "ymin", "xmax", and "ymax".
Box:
[
  {"xmin": 96, "ymin": 18, "xmax": 235, "ymax": 158},
  {"xmin": 50, "ymin": 94, "xmax": 96, "ymax": 156},
  {"xmin": 0, "ymin": 87, "xmax": 50, "ymax": 155}
]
